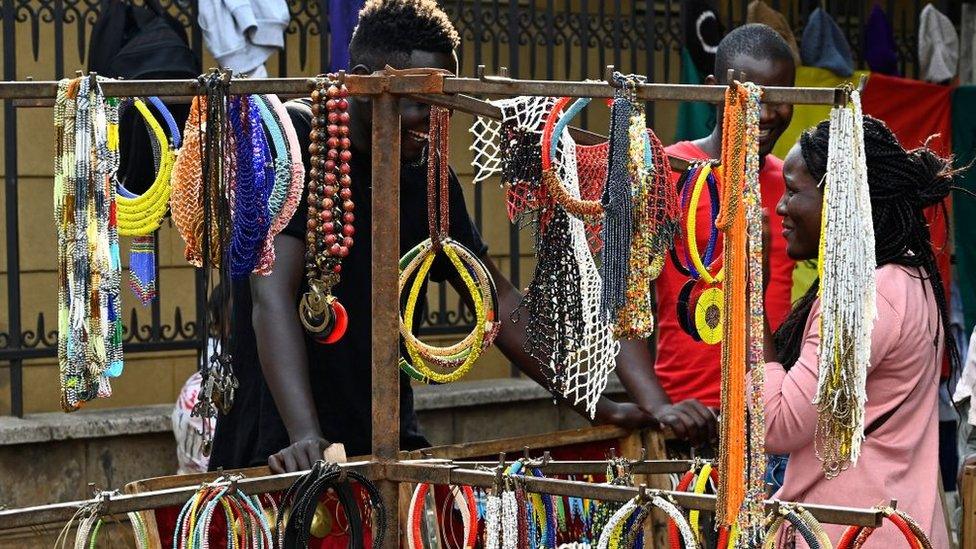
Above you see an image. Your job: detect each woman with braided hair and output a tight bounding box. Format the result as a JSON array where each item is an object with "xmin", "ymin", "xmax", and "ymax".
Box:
[{"xmin": 761, "ymin": 115, "xmax": 956, "ymax": 547}]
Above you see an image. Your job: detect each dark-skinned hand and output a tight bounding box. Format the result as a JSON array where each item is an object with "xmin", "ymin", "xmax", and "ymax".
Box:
[
  {"xmin": 649, "ymin": 400, "xmax": 719, "ymax": 445},
  {"xmin": 594, "ymin": 401, "xmax": 656, "ymax": 430},
  {"xmin": 268, "ymin": 437, "xmax": 333, "ymax": 474}
]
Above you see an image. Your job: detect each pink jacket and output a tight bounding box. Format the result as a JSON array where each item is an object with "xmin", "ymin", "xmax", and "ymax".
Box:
[{"xmin": 763, "ymin": 264, "xmax": 949, "ymax": 548}]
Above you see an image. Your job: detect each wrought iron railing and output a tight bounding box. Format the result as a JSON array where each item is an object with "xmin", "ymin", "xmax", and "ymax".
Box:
[{"xmin": 0, "ymin": 0, "xmax": 937, "ymax": 416}]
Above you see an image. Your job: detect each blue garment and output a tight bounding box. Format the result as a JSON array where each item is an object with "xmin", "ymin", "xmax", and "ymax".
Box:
[
  {"xmin": 765, "ymin": 454, "xmax": 789, "ymax": 492},
  {"xmin": 801, "ymin": 8, "xmax": 855, "ymax": 77},
  {"xmin": 329, "ymin": 0, "xmax": 365, "ymax": 71}
]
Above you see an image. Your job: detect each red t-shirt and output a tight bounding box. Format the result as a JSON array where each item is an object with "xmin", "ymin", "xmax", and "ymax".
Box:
[{"xmin": 655, "ymin": 141, "xmax": 795, "ymax": 407}]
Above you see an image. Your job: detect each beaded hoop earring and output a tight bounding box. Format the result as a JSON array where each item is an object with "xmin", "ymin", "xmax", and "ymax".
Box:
[{"xmin": 300, "ymin": 75, "xmax": 354, "ymax": 344}]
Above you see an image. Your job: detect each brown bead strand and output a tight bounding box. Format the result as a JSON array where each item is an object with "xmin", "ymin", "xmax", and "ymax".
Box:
[
  {"xmin": 307, "ymin": 75, "xmax": 354, "ymax": 285},
  {"xmin": 427, "ymin": 106, "xmax": 451, "ymax": 246}
]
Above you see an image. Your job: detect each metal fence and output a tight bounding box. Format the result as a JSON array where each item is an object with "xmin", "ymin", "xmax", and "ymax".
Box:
[{"xmin": 0, "ymin": 0, "xmax": 941, "ymax": 416}]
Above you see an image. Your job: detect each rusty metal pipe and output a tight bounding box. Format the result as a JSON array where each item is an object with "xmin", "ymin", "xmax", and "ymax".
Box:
[
  {"xmin": 386, "ymin": 463, "xmax": 883, "ymax": 527},
  {"xmin": 370, "ymin": 91, "xmax": 403, "ymax": 541}
]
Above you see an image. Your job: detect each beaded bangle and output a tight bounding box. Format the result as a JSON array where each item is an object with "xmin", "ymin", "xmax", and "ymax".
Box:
[
  {"xmin": 837, "ymin": 507, "xmax": 929, "ymax": 549},
  {"xmin": 761, "ymin": 504, "xmax": 826, "ymax": 549},
  {"xmin": 407, "ymin": 483, "xmax": 478, "ymax": 549},
  {"xmin": 596, "ymin": 499, "xmax": 637, "ymax": 549},
  {"xmin": 685, "ymin": 163, "xmax": 723, "ymax": 285}
]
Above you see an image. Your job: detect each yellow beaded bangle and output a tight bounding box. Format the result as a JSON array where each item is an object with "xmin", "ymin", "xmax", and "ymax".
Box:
[
  {"xmin": 401, "ymin": 239, "xmax": 487, "ymax": 384},
  {"xmin": 687, "ymin": 163, "xmax": 724, "ymax": 285}
]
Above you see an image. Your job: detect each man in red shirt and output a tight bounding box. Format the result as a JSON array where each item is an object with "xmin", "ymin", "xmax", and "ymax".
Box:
[{"xmin": 617, "ymin": 24, "xmax": 796, "ymax": 442}]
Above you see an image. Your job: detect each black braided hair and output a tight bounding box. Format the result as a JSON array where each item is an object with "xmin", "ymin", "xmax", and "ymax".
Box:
[{"xmin": 774, "ymin": 115, "xmax": 960, "ymax": 374}]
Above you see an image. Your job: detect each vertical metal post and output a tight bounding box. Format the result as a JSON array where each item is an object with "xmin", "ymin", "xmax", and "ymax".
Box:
[
  {"xmin": 3, "ymin": 0, "xmax": 23, "ymax": 417},
  {"xmin": 506, "ymin": 0, "xmax": 521, "ymax": 377},
  {"xmin": 370, "ymin": 92, "xmax": 401, "ymax": 540}
]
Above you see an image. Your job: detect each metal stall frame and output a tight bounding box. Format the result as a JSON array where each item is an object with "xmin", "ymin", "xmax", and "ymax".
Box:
[{"xmin": 0, "ymin": 69, "xmax": 876, "ymax": 541}]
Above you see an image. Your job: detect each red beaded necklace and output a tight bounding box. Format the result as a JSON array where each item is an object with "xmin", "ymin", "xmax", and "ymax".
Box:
[{"xmin": 299, "ymin": 74, "xmax": 354, "ymax": 344}]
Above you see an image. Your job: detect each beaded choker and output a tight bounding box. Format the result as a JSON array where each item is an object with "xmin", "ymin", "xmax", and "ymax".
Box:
[
  {"xmin": 399, "ymin": 106, "xmax": 500, "ymax": 384},
  {"xmin": 114, "ymin": 96, "xmax": 179, "ymax": 305},
  {"xmin": 300, "ymin": 74, "xmax": 354, "ymax": 344}
]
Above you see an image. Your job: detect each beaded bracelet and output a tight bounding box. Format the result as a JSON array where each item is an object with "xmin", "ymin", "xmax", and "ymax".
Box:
[
  {"xmin": 407, "ymin": 483, "xmax": 477, "ymax": 549},
  {"xmin": 837, "ymin": 507, "xmax": 929, "ymax": 549},
  {"xmin": 761, "ymin": 503, "xmax": 828, "ymax": 549}
]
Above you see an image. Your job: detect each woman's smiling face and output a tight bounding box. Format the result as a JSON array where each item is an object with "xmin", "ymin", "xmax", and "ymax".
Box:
[{"xmin": 777, "ymin": 143, "xmax": 824, "ymax": 261}]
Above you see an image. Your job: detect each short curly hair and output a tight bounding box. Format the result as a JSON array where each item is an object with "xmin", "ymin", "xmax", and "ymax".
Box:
[{"xmin": 349, "ymin": 0, "xmax": 460, "ymax": 70}]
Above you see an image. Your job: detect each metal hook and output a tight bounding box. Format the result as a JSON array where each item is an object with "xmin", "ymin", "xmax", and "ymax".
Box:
[
  {"xmin": 889, "ymin": 499, "xmax": 898, "ymax": 511},
  {"xmin": 523, "ymin": 446, "xmax": 532, "ymax": 461},
  {"xmin": 856, "ymin": 74, "xmax": 868, "ymax": 94},
  {"xmin": 336, "ymin": 70, "xmax": 346, "ymax": 85},
  {"xmin": 637, "ymin": 484, "xmax": 648, "ymax": 503},
  {"xmin": 541, "ymin": 451, "xmax": 551, "ymax": 467},
  {"xmin": 605, "ymin": 65, "xmax": 621, "ymax": 88},
  {"xmin": 770, "ymin": 499, "xmax": 782, "ymax": 517},
  {"xmin": 221, "ymin": 68, "xmax": 233, "ymax": 84},
  {"xmin": 477, "ymin": 65, "xmax": 512, "ymax": 83},
  {"xmin": 88, "ymin": 71, "xmax": 98, "ymax": 89}
]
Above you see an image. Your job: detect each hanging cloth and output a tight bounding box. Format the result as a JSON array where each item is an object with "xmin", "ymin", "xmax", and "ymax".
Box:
[{"xmin": 801, "ymin": 7, "xmax": 855, "ymax": 77}]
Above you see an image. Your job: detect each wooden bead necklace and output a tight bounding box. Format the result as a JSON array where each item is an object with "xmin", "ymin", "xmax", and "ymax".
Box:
[{"xmin": 300, "ymin": 74, "xmax": 354, "ymax": 343}]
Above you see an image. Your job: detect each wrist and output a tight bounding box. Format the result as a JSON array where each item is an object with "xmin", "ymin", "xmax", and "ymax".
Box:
[{"xmin": 288, "ymin": 427, "xmax": 326, "ymax": 445}]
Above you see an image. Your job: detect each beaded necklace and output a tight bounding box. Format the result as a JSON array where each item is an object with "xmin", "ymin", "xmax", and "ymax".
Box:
[
  {"xmin": 739, "ymin": 81, "xmax": 767, "ymax": 544},
  {"xmin": 54, "ymin": 76, "xmax": 122, "ymax": 411},
  {"xmin": 114, "ymin": 97, "xmax": 179, "ymax": 305},
  {"xmin": 252, "ymin": 94, "xmax": 305, "ymax": 276},
  {"xmin": 398, "ymin": 106, "xmax": 499, "ymax": 383},
  {"xmin": 228, "ymin": 95, "xmax": 273, "ymax": 278},
  {"xmin": 715, "ymin": 82, "xmax": 748, "ymax": 528},
  {"xmin": 599, "ymin": 75, "xmax": 636, "ymax": 322},
  {"xmin": 300, "ymin": 75, "xmax": 354, "ymax": 343},
  {"xmin": 814, "ymin": 89, "xmax": 876, "ymax": 478}
]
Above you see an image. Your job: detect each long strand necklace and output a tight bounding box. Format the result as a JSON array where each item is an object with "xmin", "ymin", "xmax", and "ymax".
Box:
[
  {"xmin": 300, "ymin": 74, "xmax": 354, "ymax": 343},
  {"xmin": 95, "ymin": 78, "xmax": 123, "ymax": 381},
  {"xmin": 739, "ymin": 81, "xmax": 767, "ymax": 544},
  {"xmin": 715, "ymin": 82, "xmax": 748, "ymax": 528},
  {"xmin": 599, "ymin": 74, "xmax": 635, "ymax": 321},
  {"xmin": 814, "ymin": 88, "xmax": 875, "ymax": 478}
]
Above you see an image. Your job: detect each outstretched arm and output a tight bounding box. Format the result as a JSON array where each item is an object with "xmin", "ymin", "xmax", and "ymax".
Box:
[
  {"xmin": 457, "ymin": 255, "xmax": 655, "ymax": 429},
  {"xmin": 251, "ymin": 234, "xmax": 331, "ymax": 473}
]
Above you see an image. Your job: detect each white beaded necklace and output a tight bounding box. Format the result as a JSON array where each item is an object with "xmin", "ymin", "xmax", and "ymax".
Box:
[{"xmin": 814, "ymin": 89, "xmax": 876, "ymax": 478}]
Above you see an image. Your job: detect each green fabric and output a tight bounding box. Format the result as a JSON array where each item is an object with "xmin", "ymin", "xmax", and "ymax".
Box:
[
  {"xmin": 953, "ymin": 86, "xmax": 976, "ymax": 333},
  {"xmin": 674, "ymin": 47, "xmax": 715, "ymax": 142}
]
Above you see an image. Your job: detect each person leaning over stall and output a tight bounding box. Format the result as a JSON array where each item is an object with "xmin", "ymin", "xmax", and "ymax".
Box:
[
  {"xmin": 760, "ymin": 116, "xmax": 956, "ymax": 547},
  {"xmin": 209, "ymin": 0, "xmax": 657, "ymax": 475},
  {"xmin": 615, "ymin": 24, "xmax": 796, "ymax": 448}
]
